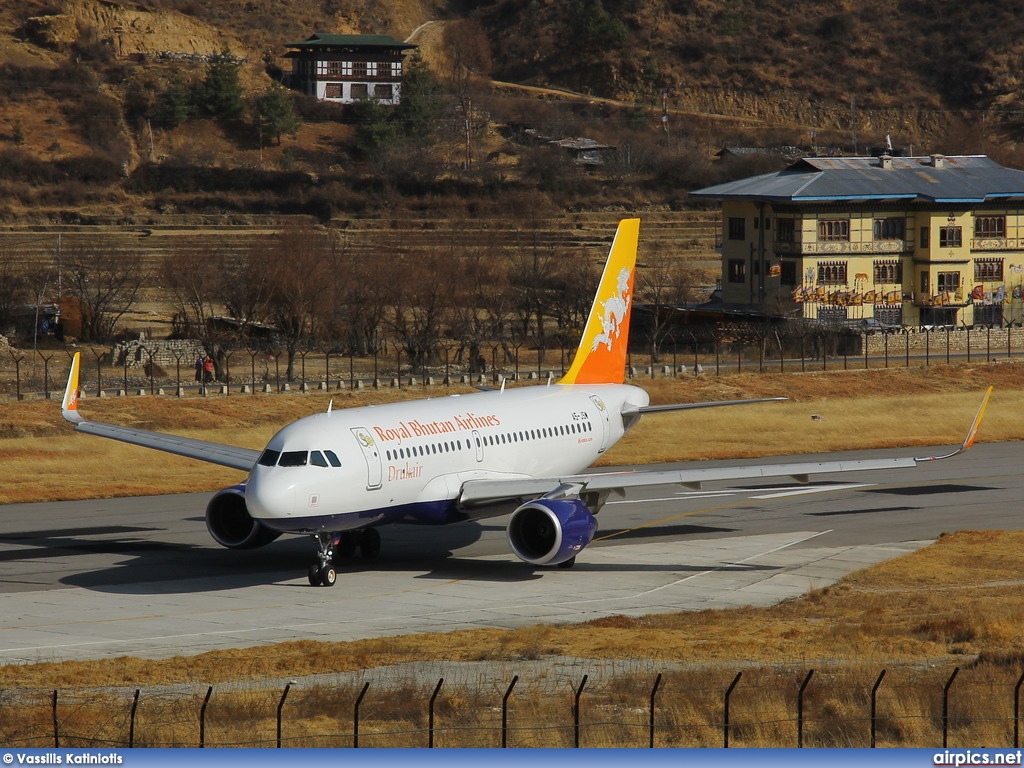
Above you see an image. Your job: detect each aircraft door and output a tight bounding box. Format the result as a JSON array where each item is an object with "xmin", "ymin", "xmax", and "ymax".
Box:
[
  {"xmin": 589, "ymin": 395, "xmax": 611, "ymax": 453},
  {"xmin": 350, "ymin": 427, "xmax": 383, "ymax": 490},
  {"xmin": 472, "ymin": 429, "xmax": 484, "ymax": 462}
]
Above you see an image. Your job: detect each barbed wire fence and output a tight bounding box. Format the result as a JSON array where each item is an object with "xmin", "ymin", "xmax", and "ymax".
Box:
[
  {"xmin": 5, "ymin": 663, "xmax": 1024, "ymax": 748},
  {"xmin": 3, "ymin": 323, "xmax": 1023, "ymax": 400}
]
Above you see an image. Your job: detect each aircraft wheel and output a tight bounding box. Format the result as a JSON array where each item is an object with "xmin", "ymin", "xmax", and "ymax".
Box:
[
  {"xmin": 557, "ymin": 556, "xmax": 577, "ymax": 569},
  {"xmin": 308, "ymin": 564, "xmax": 322, "ymax": 586},
  {"xmin": 360, "ymin": 528, "xmax": 381, "ymax": 559},
  {"xmin": 320, "ymin": 565, "xmax": 338, "ymax": 586}
]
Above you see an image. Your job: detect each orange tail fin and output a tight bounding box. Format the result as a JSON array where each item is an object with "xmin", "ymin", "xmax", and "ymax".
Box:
[{"xmin": 558, "ymin": 218, "xmax": 640, "ymax": 385}]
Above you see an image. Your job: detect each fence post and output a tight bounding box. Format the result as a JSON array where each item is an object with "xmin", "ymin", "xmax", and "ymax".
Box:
[
  {"xmin": 502, "ymin": 675, "xmax": 518, "ymax": 748},
  {"xmin": 797, "ymin": 669, "xmax": 814, "ymax": 748},
  {"xmin": 1014, "ymin": 670, "xmax": 1024, "ymax": 748},
  {"xmin": 574, "ymin": 675, "xmax": 588, "ymax": 748},
  {"xmin": 129, "ymin": 689, "xmax": 140, "ymax": 748},
  {"xmin": 649, "ymin": 673, "xmax": 662, "ymax": 748},
  {"xmin": 943, "ymin": 667, "xmax": 960, "ymax": 748},
  {"xmin": 724, "ymin": 671, "xmax": 742, "ymax": 748},
  {"xmin": 52, "ymin": 689, "xmax": 58, "ymax": 748},
  {"xmin": 871, "ymin": 669, "xmax": 886, "ymax": 748},
  {"xmin": 353, "ymin": 682, "xmax": 369, "ymax": 748},
  {"xmin": 428, "ymin": 678, "xmax": 444, "ymax": 748},
  {"xmin": 277, "ymin": 683, "xmax": 291, "ymax": 748},
  {"xmin": 199, "ymin": 686, "xmax": 213, "ymax": 748}
]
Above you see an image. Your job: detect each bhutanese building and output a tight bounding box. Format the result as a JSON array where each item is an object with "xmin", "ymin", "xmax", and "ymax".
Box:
[
  {"xmin": 283, "ymin": 33, "xmax": 416, "ymax": 105},
  {"xmin": 690, "ymin": 155, "xmax": 1024, "ymax": 328}
]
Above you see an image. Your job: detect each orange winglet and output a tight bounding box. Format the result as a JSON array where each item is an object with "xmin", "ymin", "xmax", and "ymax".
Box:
[
  {"xmin": 559, "ymin": 218, "xmax": 640, "ymax": 385},
  {"xmin": 61, "ymin": 352, "xmax": 84, "ymax": 424}
]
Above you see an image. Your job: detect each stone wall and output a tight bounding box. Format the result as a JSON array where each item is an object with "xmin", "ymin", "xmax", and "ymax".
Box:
[
  {"xmin": 864, "ymin": 327, "xmax": 1024, "ymax": 356},
  {"xmin": 111, "ymin": 339, "xmax": 207, "ymax": 369}
]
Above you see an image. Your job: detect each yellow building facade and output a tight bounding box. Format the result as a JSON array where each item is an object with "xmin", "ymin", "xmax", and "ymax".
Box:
[{"xmin": 693, "ymin": 155, "xmax": 1024, "ymax": 328}]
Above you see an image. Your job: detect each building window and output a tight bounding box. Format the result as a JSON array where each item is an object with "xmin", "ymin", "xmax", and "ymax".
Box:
[
  {"xmin": 975, "ymin": 216, "xmax": 1006, "ymax": 238},
  {"xmin": 818, "ymin": 219, "xmax": 849, "ymax": 241},
  {"xmin": 342, "ymin": 61, "xmax": 353, "ymax": 76},
  {"xmin": 817, "ymin": 261, "xmax": 848, "ymax": 285},
  {"xmin": 780, "ymin": 261, "xmax": 797, "ymax": 286},
  {"xmin": 974, "ymin": 303, "xmax": 1003, "ymax": 327},
  {"xmin": 350, "ymin": 83, "xmax": 369, "ymax": 99},
  {"xmin": 939, "ymin": 226, "xmax": 962, "ymax": 248},
  {"xmin": 392, "ymin": 62, "xmax": 403, "ymax": 77},
  {"xmin": 975, "ymin": 258, "xmax": 1004, "ymax": 281},
  {"xmin": 728, "ymin": 217, "xmax": 745, "ymax": 240},
  {"xmin": 818, "ymin": 306, "xmax": 848, "ymax": 324},
  {"xmin": 373, "ymin": 83, "xmax": 393, "ymax": 100},
  {"xmin": 937, "ymin": 271, "xmax": 961, "ymax": 294},
  {"xmin": 353, "ymin": 61, "xmax": 367, "ymax": 78},
  {"xmin": 873, "ymin": 260, "xmax": 902, "ymax": 284},
  {"xmin": 875, "ymin": 305, "xmax": 902, "ymax": 326},
  {"xmin": 873, "ymin": 218, "xmax": 905, "ymax": 240},
  {"xmin": 920, "ymin": 226, "xmax": 929, "ymax": 248},
  {"xmin": 325, "ymin": 61, "xmax": 345, "ymax": 76},
  {"xmin": 324, "ymin": 83, "xmax": 342, "ymax": 99},
  {"xmin": 727, "ymin": 259, "xmax": 746, "ymax": 283},
  {"xmin": 776, "ymin": 219, "xmax": 795, "ymax": 243},
  {"xmin": 367, "ymin": 62, "xmax": 378, "ymax": 77}
]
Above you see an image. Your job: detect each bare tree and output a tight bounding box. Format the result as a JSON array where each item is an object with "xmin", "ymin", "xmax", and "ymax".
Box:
[
  {"xmin": 63, "ymin": 246, "xmax": 146, "ymax": 341},
  {"xmin": 636, "ymin": 244, "xmax": 702, "ymax": 362},
  {"xmin": 160, "ymin": 243, "xmax": 226, "ymax": 340}
]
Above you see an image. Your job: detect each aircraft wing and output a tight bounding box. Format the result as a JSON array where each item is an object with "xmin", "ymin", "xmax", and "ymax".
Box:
[
  {"xmin": 458, "ymin": 386, "xmax": 992, "ymax": 507},
  {"xmin": 61, "ymin": 353, "xmax": 259, "ymax": 472}
]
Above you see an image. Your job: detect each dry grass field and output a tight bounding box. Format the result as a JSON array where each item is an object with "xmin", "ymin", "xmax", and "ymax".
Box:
[{"xmin": 3, "ymin": 361, "xmax": 1024, "ymax": 746}]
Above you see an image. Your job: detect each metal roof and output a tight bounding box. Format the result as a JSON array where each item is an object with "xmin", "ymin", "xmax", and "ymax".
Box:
[
  {"xmin": 283, "ymin": 33, "xmax": 416, "ymax": 50},
  {"xmin": 689, "ymin": 155, "xmax": 1024, "ymax": 204}
]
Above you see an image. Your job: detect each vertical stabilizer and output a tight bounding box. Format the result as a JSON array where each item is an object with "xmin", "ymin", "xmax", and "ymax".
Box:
[{"xmin": 558, "ymin": 218, "xmax": 640, "ymax": 385}]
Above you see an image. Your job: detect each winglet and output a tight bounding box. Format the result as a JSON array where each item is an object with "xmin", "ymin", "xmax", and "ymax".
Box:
[
  {"xmin": 559, "ymin": 218, "xmax": 640, "ymax": 385},
  {"xmin": 61, "ymin": 352, "xmax": 84, "ymax": 425},
  {"xmin": 916, "ymin": 385, "xmax": 992, "ymax": 462}
]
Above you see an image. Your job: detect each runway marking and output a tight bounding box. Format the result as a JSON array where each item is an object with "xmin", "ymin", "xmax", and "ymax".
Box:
[
  {"xmin": 752, "ymin": 483, "xmax": 870, "ymax": 499},
  {"xmin": 635, "ymin": 529, "xmax": 833, "ymax": 596}
]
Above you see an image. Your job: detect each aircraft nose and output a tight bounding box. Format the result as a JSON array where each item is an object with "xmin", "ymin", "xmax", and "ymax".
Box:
[{"xmin": 245, "ymin": 468, "xmax": 296, "ymax": 519}]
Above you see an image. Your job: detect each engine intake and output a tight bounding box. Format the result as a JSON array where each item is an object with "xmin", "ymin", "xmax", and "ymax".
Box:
[
  {"xmin": 506, "ymin": 498, "xmax": 597, "ymax": 566},
  {"xmin": 205, "ymin": 484, "xmax": 281, "ymax": 549}
]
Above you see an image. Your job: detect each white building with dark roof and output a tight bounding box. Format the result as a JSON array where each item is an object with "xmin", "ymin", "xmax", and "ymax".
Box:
[
  {"xmin": 284, "ymin": 33, "xmax": 416, "ymax": 105},
  {"xmin": 690, "ymin": 155, "xmax": 1024, "ymax": 328}
]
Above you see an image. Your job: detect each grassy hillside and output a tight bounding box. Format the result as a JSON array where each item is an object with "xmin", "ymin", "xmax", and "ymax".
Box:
[{"xmin": 0, "ymin": 0, "xmax": 1021, "ymax": 225}]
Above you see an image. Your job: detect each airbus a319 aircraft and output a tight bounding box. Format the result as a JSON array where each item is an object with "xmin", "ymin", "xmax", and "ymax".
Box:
[{"xmin": 60, "ymin": 219, "xmax": 992, "ymax": 586}]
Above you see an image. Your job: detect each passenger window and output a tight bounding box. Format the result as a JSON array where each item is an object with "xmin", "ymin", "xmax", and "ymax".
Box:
[
  {"xmin": 310, "ymin": 451, "xmax": 328, "ymax": 467},
  {"xmin": 257, "ymin": 449, "xmax": 280, "ymax": 467},
  {"xmin": 278, "ymin": 451, "xmax": 308, "ymax": 467}
]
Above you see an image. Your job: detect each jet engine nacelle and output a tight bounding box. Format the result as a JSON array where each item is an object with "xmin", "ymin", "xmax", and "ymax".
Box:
[
  {"xmin": 205, "ymin": 484, "xmax": 282, "ymax": 550},
  {"xmin": 506, "ymin": 498, "xmax": 597, "ymax": 566}
]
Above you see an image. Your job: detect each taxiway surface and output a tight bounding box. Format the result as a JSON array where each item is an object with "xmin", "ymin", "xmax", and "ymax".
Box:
[{"xmin": 1, "ymin": 441, "xmax": 1020, "ymax": 664}]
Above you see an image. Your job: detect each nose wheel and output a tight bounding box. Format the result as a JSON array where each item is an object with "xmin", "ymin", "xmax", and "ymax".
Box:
[
  {"xmin": 308, "ymin": 531, "xmax": 338, "ymax": 587},
  {"xmin": 307, "ymin": 529, "xmax": 382, "ymax": 586}
]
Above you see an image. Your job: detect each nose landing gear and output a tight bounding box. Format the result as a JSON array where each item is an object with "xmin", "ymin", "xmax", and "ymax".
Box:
[{"xmin": 307, "ymin": 528, "xmax": 383, "ymax": 586}]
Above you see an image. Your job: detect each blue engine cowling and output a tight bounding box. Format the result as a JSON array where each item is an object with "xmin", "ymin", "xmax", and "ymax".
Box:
[
  {"xmin": 205, "ymin": 484, "xmax": 282, "ymax": 550},
  {"xmin": 506, "ymin": 498, "xmax": 597, "ymax": 566}
]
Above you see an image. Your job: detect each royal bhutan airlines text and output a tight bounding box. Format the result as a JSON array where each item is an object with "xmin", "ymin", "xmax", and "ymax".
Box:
[{"xmin": 373, "ymin": 412, "xmax": 502, "ymax": 445}]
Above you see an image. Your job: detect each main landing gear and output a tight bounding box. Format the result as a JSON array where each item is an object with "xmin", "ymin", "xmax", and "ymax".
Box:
[{"xmin": 307, "ymin": 529, "xmax": 382, "ymax": 587}]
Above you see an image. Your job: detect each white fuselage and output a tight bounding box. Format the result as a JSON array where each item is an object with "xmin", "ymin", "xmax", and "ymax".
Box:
[{"xmin": 244, "ymin": 383, "xmax": 650, "ymax": 533}]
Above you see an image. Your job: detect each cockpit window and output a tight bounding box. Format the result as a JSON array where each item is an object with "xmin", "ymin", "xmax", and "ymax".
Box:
[
  {"xmin": 324, "ymin": 450, "xmax": 341, "ymax": 467},
  {"xmin": 257, "ymin": 449, "xmax": 280, "ymax": 467},
  {"xmin": 310, "ymin": 451, "xmax": 328, "ymax": 467},
  {"xmin": 278, "ymin": 450, "xmax": 308, "ymax": 467}
]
